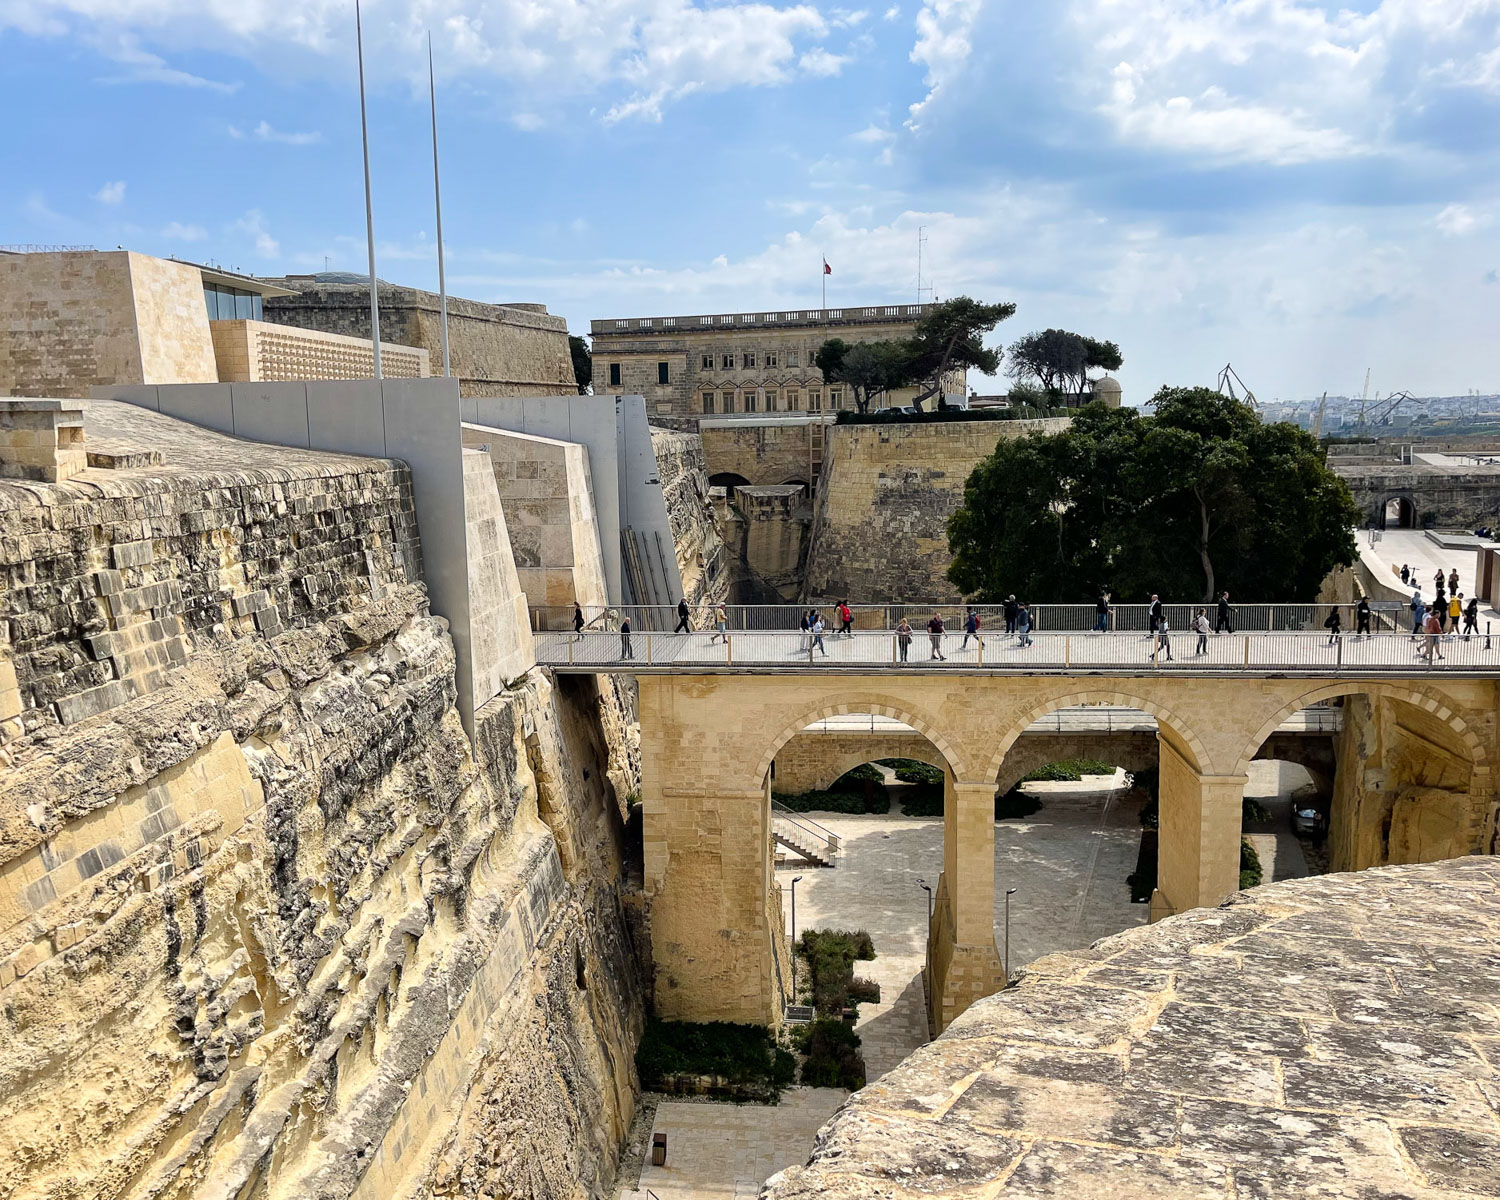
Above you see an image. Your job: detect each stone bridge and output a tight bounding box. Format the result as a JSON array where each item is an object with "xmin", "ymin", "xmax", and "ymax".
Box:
[{"xmin": 627, "ymin": 669, "xmax": 1499, "ymax": 1032}]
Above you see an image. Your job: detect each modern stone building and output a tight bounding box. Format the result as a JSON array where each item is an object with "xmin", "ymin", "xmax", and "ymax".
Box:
[
  {"xmin": 263, "ymin": 274, "xmax": 577, "ymax": 397},
  {"xmin": 589, "ymin": 303, "xmax": 962, "ymax": 426},
  {"xmin": 0, "ymin": 249, "xmax": 427, "ymax": 396}
]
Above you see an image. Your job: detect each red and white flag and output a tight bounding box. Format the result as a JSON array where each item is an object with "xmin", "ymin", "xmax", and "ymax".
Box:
[{"xmin": 823, "ymin": 257, "xmax": 832, "ymax": 275}]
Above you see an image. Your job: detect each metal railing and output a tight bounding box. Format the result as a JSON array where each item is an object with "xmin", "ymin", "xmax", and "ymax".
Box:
[{"xmin": 771, "ymin": 800, "xmax": 841, "ymax": 855}]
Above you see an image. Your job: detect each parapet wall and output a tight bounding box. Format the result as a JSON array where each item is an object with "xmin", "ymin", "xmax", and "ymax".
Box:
[
  {"xmin": 0, "ymin": 406, "xmax": 645, "ymax": 1199},
  {"xmin": 803, "ymin": 417, "xmax": 1071, "ymax": 603}
]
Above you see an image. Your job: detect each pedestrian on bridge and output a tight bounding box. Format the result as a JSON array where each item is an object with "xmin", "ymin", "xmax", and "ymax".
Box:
[
  {"xmin": 811, "ymin": 613, "xmax": 829, "ymax": 656},
  {"xmin": 1464, "ymin": 596, "xmax": 1480, "ymax": 640},
  {"xmin": 1410, "ymin": 589, "xmax": 1425, "ymax": 637},
  {"xmin": 1148, "ymin": 594, "xmax": 1163, "ymax": 639},
  {"xmin": 1435, "ymin": 584, "xmax": 1449, "ymax": 632},
  {"xmin": 1192, "ymin": 608, "xmax": 1210, "ymax": 655},
  {"xmin": 1003, "ymin": 595, "xmax": 1019, "ymax": 635},
  {"xmin": 1449, "ymin": 593, "xmax": 1463, "ymax": 637},
  {"xmin": 1449, "ymin": 567, "xmax": 1461, "ymax": 595},
  {"xmin": 1152, "ymin": 616, "xmax": 1173, "ymax": 662},
  {"xmin": 1215, "ymin": 591, "xmax": 1234, "ymax": 634},
  {"xmin": 800, "ymin": 609, "xmax": 813, "ymax": 652},
  {"xmin": 896, "ymin": 617, "xmax": 913, "ymax": 662},
  {"xmin": 711, "ymin": 602, "xmax": 728, "ymax": 644},
  {"xmin": 674, "ymin": 597, "xmax": 691, "ymax": 633},
  {"xmin": 573, "ymin": 602, "xmax": 585, "ymax": 640},
  {"xmin": 1324, "ymin": 606, "xmax": 1342, "ymax": 644},
  {"xmin": 620, "ymin": 615, "xmax": 634, "ymax": 660},
  {"xmin": 1016, "ymin": 604, "xmax": 1034, "ymax": 648},
  {"xmin": 838, "ymin": 600, "xmax": 854, "ymax": 638},
  {"xmin": 1356, "ymin": 596, "xmax": 1371, "ymax": 637},
  {"xmin": 928, "ymin": 612, "xmax": 947, "ymax": 660},
  {"xmin": 961, "ymin": 607, "xmax": 981, "ymax": 649},
  {"xmin": 1094, "ymin": 591, "xmax": 1113, "ymax": 632},
  {"xmin": 1420, "ymin": 609, "xmax": 1445, "ymax": 663}
]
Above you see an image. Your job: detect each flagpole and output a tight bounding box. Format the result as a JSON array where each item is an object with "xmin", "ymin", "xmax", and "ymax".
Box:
[
  {"xmin": 428, "ymin": 31, "xmax": 450, "ymax": 378},
  {"xmin": 356, "ymin": 0, "xmax": 382, "ymax": 378},
  {"xmin": 821, "ymin": 255, "xmax": 826, "ymax": 310}
]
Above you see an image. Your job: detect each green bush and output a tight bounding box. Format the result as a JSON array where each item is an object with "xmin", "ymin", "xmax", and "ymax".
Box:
[
  {"xmin": 1239, "ymin": 838, "xmax": 1263, "ymax": 889},
  {"xmin": 774, "ymin": 789, "xmax": 889, "ymax": 815},
  {"xmin": 1021, "ymin": 757, "xmax": 1115, "ymax": 783},
  {"xmin": 799, "ymin": 928, "xmax": 876, "ymax": 1016},
  {"xmin": 995, "ymin": 789, "xmax": 1043, "ymax": 820},
  {"xmin": 892, "ymin": 761, "xmax": 943, "ymax": 786},
  {"xmin": 796, "ymin": 1017, "xmax": 866, "ymax": 1089},
  {"xmin": 879, "ymin": 758, "xmax": 944, "ymax": 815},
  {"xmin": 840, "ymin": 762, "xmax": 886, "ymax": 784},
  {"xmin": 1142, "ymin": 795, "xmax": 1271, "ymax": 834},
  {"xmin": 849, "ymin": 976, "xmax": 880, "ymax": 1004},
  {"xmin": 636, "ymin": 1019, "xmax": 795, "ymax": 1101},
  {"xmin": 1130, "ymin": 769, "xmax": 1160, "ymax": 801},
  {"xmin": 899, "ymin": 790, "xmax": 943, "ymax": 816},
  {"xmin": 1242, "ymin": 797, "xmax": 1271, "ymax": 824},
  {"xmin": 1139, "ymin": 797, "xmax": 1160, "ymax": 829}
]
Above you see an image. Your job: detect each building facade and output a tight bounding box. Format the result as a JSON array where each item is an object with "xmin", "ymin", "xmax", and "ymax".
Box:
[{"xmin": 589, "ymin": 303, "xmax": 959, "ymax": 426}]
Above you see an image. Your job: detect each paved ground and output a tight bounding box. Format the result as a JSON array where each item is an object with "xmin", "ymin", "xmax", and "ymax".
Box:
[{"xmin": 624, "ymin": 766, "xmax": 1315, "ymax": 1198}]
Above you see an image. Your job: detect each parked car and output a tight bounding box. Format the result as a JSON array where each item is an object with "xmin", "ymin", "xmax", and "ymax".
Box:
[{"xmin": 1292, "ymin": 804, "xmax": 1327, "ymax": 838}]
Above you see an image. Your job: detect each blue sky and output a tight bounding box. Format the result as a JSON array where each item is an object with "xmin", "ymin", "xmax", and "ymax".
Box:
[{"xmin": 3, "ymin": 0, "xmax": 1499, "ymax": 403}]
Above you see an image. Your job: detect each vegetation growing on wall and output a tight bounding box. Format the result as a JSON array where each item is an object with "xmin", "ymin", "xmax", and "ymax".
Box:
[{"xmin": 635, "ymin": 1019, "xmax": 796, "ymax": 1103}]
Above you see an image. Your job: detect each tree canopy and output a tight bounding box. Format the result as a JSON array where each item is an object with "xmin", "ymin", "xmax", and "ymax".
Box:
[
  {"xmin": 814, "ymin": 295, "xmax": 1015, "ymax": 412},
  {"xmin": 569, "ymin": 334, "xmax": 592, "ymax": 394},
  {"xmin": 946, "ymin": 387, "xmax": 1361, "ymax": 603},
  {"xmin": 1005, "ymin": 328, "xmax": 1122, "ymax": 399}
]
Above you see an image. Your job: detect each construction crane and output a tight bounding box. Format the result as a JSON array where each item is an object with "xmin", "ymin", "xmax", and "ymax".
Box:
[
  {"xmin": 1364, "ymin": 390, "xmax": 1421, "ymax": 430},
  {"xmin": 1356, "ymin": 367, "xmax": 1373, "ymax": 429},
  {"xmin": 1311, "ymin": 391, "xmax": 1328, "ymax": 437},
  {"xmin": 1216, "ymin": 363, "xmax": 1259, "ymax": 409}
]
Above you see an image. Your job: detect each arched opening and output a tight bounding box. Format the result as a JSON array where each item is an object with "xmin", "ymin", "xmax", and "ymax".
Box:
[
  {"xmin": 1381, "ymin": 494, "xmax": 1417, "ymax": 529},
  {"xmin": 709, "ymin": 471, "xmax": 753, "ymax": 490},
  {"xmin": 1233, "ymin": 683, "xmax": 1487, "ymax": 876},
  {"xmin": 781, "ymin": 477, "xmax": 811, "ymax": 489},
  {"xmin": 765, "ymin": 707, "xmax": 955, "ymax": 1082}
]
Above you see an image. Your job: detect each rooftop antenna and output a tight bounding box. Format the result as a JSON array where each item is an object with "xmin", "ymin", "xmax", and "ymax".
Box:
[
  {"xmin": 356, "ymin": 0, "xmax": 382, "ymax": 378},
  {"xmin": 428, "ymin": 31, "xmax": 450, "ymax": 377}
]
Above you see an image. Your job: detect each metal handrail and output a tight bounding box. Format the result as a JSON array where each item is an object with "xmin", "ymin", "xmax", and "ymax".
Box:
[
  {"xmin": 771, "ymin": 799, "xmax": 838, "ymax": 841},
  {"xmin": 771, "ymin": 813, "xmax": 836, "ymax": 856}
]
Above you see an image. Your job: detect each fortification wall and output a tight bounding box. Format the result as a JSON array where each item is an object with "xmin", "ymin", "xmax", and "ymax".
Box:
[
  {"xmin": 651, "ymin": 427, "xmax": 729, "ymax": 609},
  {"xmin": 0, "ymin": 411, "xmax": 645, "ymax": 1200},
  {"xmin": 1337, "ymin": 465, "xmax": 1500, "ymax": 527},
  {"xmin": 803, "ymin": 418, "xmax": 1071, "ymax": 603}
]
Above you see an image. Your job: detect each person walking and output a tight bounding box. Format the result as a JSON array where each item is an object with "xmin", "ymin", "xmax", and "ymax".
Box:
[
  {"xmin": 896, "ymin": 616, "xmax": 913, "ymax": 663},
  {"xmin": 1448, "ymin": 567, "xmax": 1460, "ymax": 595},
  {"xmin": 1152, "ymin": 616, "xmax": 1173, "ymax": 662},
  {"xmin": 1463, "ymin": 596, "xmax": 1480, "ymax": 640},
  {"xmin": 1148, "ymin": 594, "xmax": 1164, "ymax": 639},
  {"xmin": 1016, "ymin": 603, "xmax": 1034, "ymax": 648},
  {"xmin": 674, "ymin": 597, "xmax": 691, "ymax": 633},
  {"xmin": 800, "ymin": 608, "xmax": 812, "ymax": 653},
  {"xmin": 1323, "ymin": 605, "xmax": 1342, "ymax": 644},
  {"xmin": 572, "ymin": 601, "xmax": 585, "ymax": 640},
  {"xmin": 710, "ymin": 602, "xmax": 728, "ymax": 644},
  {"xmin": 1003, "ymin": 595, "xmax": 1019, "ymax": 635},
  {"xmin": 1356, "ymin": 595, "xmax": 1371, "ymax": 637},
  {"xmin": 1192, "ymin": 607, "xmax": 1210, "ymax": 656},
  {"xmin": 838, "ymin": 600, "xmax": 854, "ymax": 638},
  {"xmin": 1420, "ymin": 608, "xmax": 1445, "ymax": 663},
  {"xmin": 1448, "ymin": 592, "xmax": 1463, "ymax": 638},
  {"xmin": 1410, "ymin": 588, "xmax": 1425, "ymax": 638},
  {"xmin": 1434, "ymin": 585, "xmax": 1448, "ymax": 632},
  {"xmin": 619, "ymin": 615, "xmax": 634, "ymax": 660},
  {"xmin": 811, "ymin": 612, "xmax": 828, "ymax": 656},
  {"xmin": 1215, "ymin": 591, "xmax": 1234, "ymax": 634},
  {"xmin": 1400, "ymin": 564, "xmax": 1410, "ymax": 585},
  {"xmin": 961, "ymin": 606, "xmax": 981, "ymax": 650},
  {"xmin": 927, "ymin": 612, "xmax": 947, "ymax": 660},
  {"xmin": 1094, "ymin": 591, "xmax": 1112, "ymax": 632}
]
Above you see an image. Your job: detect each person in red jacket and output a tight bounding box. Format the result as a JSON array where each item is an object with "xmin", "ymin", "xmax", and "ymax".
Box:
[{"xmin": 838, "ymin": 600, "xmax": 853, "ymax": 638}]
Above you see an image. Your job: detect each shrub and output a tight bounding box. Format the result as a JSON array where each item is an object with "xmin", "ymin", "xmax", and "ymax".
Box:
[
  {"xmin": 899, "ymin": 790, "xmax": 943, "ymax": 816},
  {"xmin": 1139, "ymin": 797, "xmax": 1160, "ymax": 830},
  {"xmin": 849, "ymin": 976, "xmax": 881, "ymax": 1004},
  {"xmin": 774, "ymin": 789, "xmax": 889, "ymax": 815},
  {"xmin": 891, "ymin": 761, "xmax": 943, "ymax": 786},
  {"xmin": 1021, "ymin": 757, "xmax": 1115, "ymax": 783},
  {"xmin": 799, "ymin": 928, "xmax": 876, "ymax": 1017},
  {"xmin": 796, "ymin": 1017, "xmax": 866, "ymax": 1089},
  {"xmin": 880, "ymin": 758, "xmax": 944, "ymax": 815},
  {"xmin": 840, "ymin": 762, "xmax": 886, "ymax": 784},
  {"xmin": 636, "ymin": 1019, "xmax": 793, "ymax": 1101},
  {"xmin": 1130, "ymin": 769, "xmax": 1160, "ymax": 801},
  {"xmin": 1239, "ymin": 838, "xmax": 1263, "ymax": 889},
  {"xmin": 1242, "ymin": 797, "xmax": 1271, "ymax": 824},
  {"xmin": 995, "ymin": 789, "xmax": 1043, "ymax": 821}
]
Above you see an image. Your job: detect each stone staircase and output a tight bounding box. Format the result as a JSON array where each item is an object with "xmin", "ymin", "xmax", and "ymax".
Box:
[{"xmin": 771, "ymin": 805, "xmax": 839, "ymax": 868}]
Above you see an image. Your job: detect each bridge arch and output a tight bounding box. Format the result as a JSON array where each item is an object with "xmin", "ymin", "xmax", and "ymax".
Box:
[
  {"xmin": 981, "ymin": 685, "xmax": 1212, "ymax": 784},
  {"xmin": 754, "ymin": 692, "xmax": 969, "ymax": 786},
  {"xmin": 1229, "ymin": 679, "xmax": 1487, "ymax": 778}
]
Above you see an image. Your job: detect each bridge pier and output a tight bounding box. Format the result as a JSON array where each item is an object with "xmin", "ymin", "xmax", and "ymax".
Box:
[
  {"xmin": 928, "ymin": 776, "xmax": 1006, "ymax": 1032},
  {"xmin": 1151, "ymin": 739, "xmax": 1247, "ymax": 921}
]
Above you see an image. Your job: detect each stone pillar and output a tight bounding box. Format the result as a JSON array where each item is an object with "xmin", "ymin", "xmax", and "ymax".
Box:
[
  {"xmin": 928, "ymin": 775, "xmax": 1004, "ymax": 1032},
  {"xmin": 0, "ymin": 398, "xmax": 86, "ymax": 483},
  {"xmin": 1151, "ymin": 737, "xmax": 1246, "ymax": 921}
]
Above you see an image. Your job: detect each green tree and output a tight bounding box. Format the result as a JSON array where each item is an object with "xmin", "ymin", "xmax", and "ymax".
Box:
[
  {"xmin": 814, "ymin": 338, "xmax": 915, "ymax": 412},
  {"xmin": 1006, "ymin": 328, "xmax": 1123, "ymax": 399},
  {"xmin": 569, "ymin": 334, "xmax": 593, "ymax": 394},
  {"xmin": 907, "ymin": 297, "xmax": 1015, "ymax": 409},
  {"xmin": 947, "ymin": 387, "xmax": 1361, "ymax": 603}
]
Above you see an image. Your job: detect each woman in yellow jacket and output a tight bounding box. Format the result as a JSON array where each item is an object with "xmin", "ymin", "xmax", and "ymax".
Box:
[{"xmin": 1449, "ymin": 593, "xmax": 1463, "ymax": 639}]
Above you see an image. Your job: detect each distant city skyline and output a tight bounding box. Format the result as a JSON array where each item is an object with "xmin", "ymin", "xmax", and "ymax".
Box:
[{"xmin": 2, "ymin": 1, "xmax": 1498, "ymax": 404}]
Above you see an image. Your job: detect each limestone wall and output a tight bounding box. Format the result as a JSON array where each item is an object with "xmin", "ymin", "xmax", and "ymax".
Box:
[
  {"xmin": 803, "ymin": 417, "xmax": 1072, "ymax": 603},
  {"xmin": 700, "ymin": 418, "xmax": 826, "ymax": 486},
  {"xmin": 125, "ymin": 253, "xmax": 220, "ymax": 385},
  {"xmin": 651, "ymin": 427, "xmax": 730, "ymax": 610},
  {"xmin": 0, "ymin": 409, "xmax": 645, "ymax": 1200},
  {"xmin": 211, "ymin": 318, "xmax": 429, "ymax": 382},
  {"xmin": 719, "ymin": 485, "xmax": 810, "ymax": 602}
]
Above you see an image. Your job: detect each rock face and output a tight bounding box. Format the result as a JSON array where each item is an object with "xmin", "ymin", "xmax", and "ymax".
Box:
[
  {"xmin": 763, "ymin": 858, "xmax": 1500, "ymax": 1199},
  {"xmin": 0, "ymin": 406, "xmax": 645, "ymax": 1200},
  {"xmin": 650, "ymin": 427, "xmax": 729, "ymax": 610}
]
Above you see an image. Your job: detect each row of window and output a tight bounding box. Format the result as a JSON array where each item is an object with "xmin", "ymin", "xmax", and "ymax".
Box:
[
  {"xmin": 698, "ymin": 350, "xmax": 804, "ymax": 370},
  {"xmin": 203, "ymin": 283, "xmax": 265, "ymax": 322},
  {"xmin": 701, "ymin": 388, "xmax": 843, "ymax": 414}
]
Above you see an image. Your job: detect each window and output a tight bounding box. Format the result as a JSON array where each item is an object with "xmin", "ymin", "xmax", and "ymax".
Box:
[
  {"xmin": 809, "ymin": 389, "xmax": 822, "ymax": 412},
  {"xmin": 723, "ymin": 392, "xmax": 735, "ymax": 413},
  {"xmin": 658, "ymin": 361, "xmax": 670, "ymax": 385},
  {"xmin": 701, "ymin": 354, "xmax": 714, "ymax": 370},
  {"xmin": 787, "ymin": 389, "xmax": 801, "ymax": 410},
  {"xmin": 788, "ymin": 350, "xmax": 799, "ymax": 367},
  {"xmin": 830, "ymin": 388, "xmax": 843, "ymax": 410},
  {"xmin": 744, "ymin": 390, "xmax": 758, "ymax": 413},
  {"xmin": 742, "ymin": 351, "xmax": 757, "ymax": 369},
  {"xmin": 702, "ymin": 391, "xmax": 716, "ymax": 414},
  {"xmin": 722, "ymin": 354, "xmax": 734, "ymax": 370},
  {"xmin": 765, "ymin": 350, "xmax": 778, "ymax": 368},
  {"xmin": 203, "ymin": 283, "xmax": 264, "ymax": 322},
  {"xmin": 765, "ymin": 389, "xmax": 779, "ymax": 412},
  {"xmin": 609, "ymin": 363, "xmax": 622, "ymax": 387}
]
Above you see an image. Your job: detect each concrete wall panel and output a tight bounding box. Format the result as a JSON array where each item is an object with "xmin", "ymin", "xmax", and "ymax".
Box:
[{"xmin": 229, "ymin": 383, "xmax": 312, "ymax": 448}]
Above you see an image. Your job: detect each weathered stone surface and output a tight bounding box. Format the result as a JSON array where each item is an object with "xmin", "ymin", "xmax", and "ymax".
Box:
[
  {"xmin": 764, "ymin": 859, "xmax": 1500, "ymax": 1199},
  {"xmin": 651, "ymin": 426, "xmax": 730, "ymax": 610}
]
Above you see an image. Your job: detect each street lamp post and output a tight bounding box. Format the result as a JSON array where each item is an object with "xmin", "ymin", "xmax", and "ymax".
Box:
[
  {"xmin": 1004, "ymin": 887, "xmax": 1018, "ymax": 981},
  {"xmin": 790, "ymin": 875, "xmax": 804, "ymax": 1004},
  {"xmin": 918, "ymin": 878, "xmax": 933, "ymax": 925}
]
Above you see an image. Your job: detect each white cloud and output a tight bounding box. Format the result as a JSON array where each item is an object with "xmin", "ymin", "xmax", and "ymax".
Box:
[
  {"xmin": 1435, "ymin": 204, "xmax": 1490, "ymax": 237},
  {"xmin": 93, "ymin": 32, "xmax": 239, "ymax": 92},
  {"xmin": 162, "ymin": 221, "xmax": 208, "ymax": 241},
  {"xmin": 93, "ymin": 180, "xmax": 126, "ymax": 205},
  {"xmin": 799, "ymin": 48, "xmax": 847, "ymax": 77},
  {"xmin": 883, "ymin": 5, "xmax": 900, "ymax": 20},
  {"xmin": 830, "ymin": 7, "xmax": 868, "ymax": 27},
  {"xmin": 233, "ymin": 210, "xmax": 280, "ymax": 258},
  {"xmin": 511, "ymin": 112, "xmax": 546, "ymax": 132},
  {"xmin": 250, "ymin": 120, "xmax": 321, "ymax": 145},
  {"xmin": 852, "ymin": 124, "xmax": 896, "ymax": 143},
  {"xmin": 907, "ymin": 0, "xmax": 981, "ymax": 127}
]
